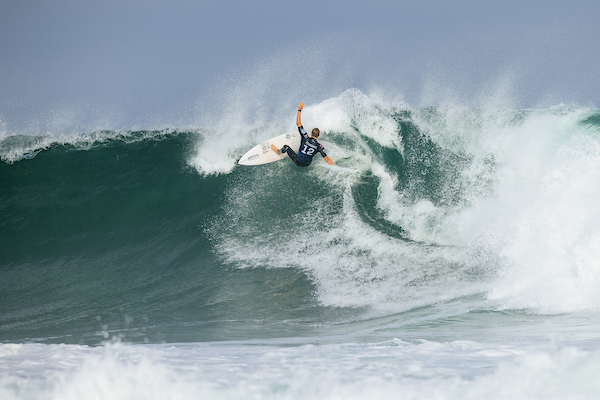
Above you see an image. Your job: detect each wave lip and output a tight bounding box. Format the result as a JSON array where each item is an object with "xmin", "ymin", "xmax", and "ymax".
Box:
[{"xmin": 0, "ymin": 129, "xmax": 182, "ymax": 164}]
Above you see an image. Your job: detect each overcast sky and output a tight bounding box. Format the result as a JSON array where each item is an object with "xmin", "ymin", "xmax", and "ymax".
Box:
[{"xmin": 1, "ymin": 0, "xmax": 599, "ymax": 130}]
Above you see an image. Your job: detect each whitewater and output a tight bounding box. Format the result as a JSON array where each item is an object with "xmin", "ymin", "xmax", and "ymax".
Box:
[{"xmin": 2, "ymin": 88, "xmax": 600, "ymax": 399}]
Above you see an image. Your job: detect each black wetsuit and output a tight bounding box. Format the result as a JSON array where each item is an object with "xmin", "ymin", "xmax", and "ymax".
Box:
[{"xmin": 282, "ymin": 126, "xmax": 328, "ymax": 167}]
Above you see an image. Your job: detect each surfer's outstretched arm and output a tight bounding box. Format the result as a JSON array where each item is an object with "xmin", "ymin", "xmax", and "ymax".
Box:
[
  {"xmin": 296, "ymin": 103, "xmax": 304, "ymax": 127},
  {"xmin": 318, "ymin": 146, "xmax": 335, "ymax": 166}
]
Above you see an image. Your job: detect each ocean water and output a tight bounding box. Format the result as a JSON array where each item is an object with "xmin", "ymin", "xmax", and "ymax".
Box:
[{"xmin": 2, "ymin": 89, "xmax": 600, "ymax": 399}]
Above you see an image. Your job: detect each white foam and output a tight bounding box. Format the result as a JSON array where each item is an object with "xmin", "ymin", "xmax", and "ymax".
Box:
[
  {"xmin": 2, "ymin": 341, "xmax": 600, "ymax": 400},
  {"xmin": 413, "ymin": 105, "xmax": 600, "ymax": 313},
  {"xmin": 371, "ymin": 161, "xmax": 449, "ymax": 244},
  {"xmin": 213, "ymin": 161, "xmax": 481, "ymax": 315},
  {"xmin": 314, "ymin": 89, "xmax": 406, "ymax": 150}
]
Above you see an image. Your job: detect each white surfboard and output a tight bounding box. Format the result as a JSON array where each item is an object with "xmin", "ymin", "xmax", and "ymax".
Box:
[{"xmin": 238, "ymin": 132, "xmax": 301, "ymax": 166}]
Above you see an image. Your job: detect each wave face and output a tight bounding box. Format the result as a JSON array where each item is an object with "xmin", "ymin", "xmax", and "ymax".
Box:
[{"xmin": 2, "ymin": 89, "xmax": 600, "ymax": 345}]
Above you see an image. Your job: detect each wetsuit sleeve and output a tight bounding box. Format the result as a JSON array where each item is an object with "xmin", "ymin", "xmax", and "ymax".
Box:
[
  {"xmin": 318, "ymin": 144, "xmax": 327, "ymax": 158},
  {"xmin": 298, "ymin": 126, "xmax": 309, "ymax": 139},
  {"xmin": 319, "ymin": 142, "xmax": 334, "ymax": 165}
]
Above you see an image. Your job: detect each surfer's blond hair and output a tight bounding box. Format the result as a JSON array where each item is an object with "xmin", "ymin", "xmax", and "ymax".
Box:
[{"xmin": 311, "ymin": 128, "xmax": 320, "ymax": 138}]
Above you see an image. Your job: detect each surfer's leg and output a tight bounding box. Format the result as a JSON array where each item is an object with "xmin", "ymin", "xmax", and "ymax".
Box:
[
  {"xmin": 282, "ymin": 145, "xmax": 298, "ymax": 162},
  {"xmin": 281, "ymin": 146, "xmax": 308, "ymax": 166}
]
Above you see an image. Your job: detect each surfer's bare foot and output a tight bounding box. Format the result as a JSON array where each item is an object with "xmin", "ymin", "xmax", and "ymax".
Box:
[{"xmin": 270, "ymin": 144, "xmax": 281, "ymax": 154}]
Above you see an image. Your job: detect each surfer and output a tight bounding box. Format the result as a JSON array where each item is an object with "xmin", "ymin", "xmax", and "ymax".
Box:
[{"xmin": 272, "ymin": 103, "xmax": 335, "ymax": 167}]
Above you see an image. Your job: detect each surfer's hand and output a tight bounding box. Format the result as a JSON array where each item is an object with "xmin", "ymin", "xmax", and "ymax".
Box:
[{"xmin": 298, "ymin": 103, "xmax": 303, "ymax": 111}]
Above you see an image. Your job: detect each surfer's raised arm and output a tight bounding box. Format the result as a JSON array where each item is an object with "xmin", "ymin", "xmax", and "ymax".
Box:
[{"xmin": 296, "ymin": 102, "xmax": 304, "ymax": 127}]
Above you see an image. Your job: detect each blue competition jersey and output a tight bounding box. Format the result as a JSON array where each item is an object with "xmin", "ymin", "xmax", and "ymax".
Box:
[{"xmin": 296, "ymin": 126, "xmax": 327, "ymax": 164}]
